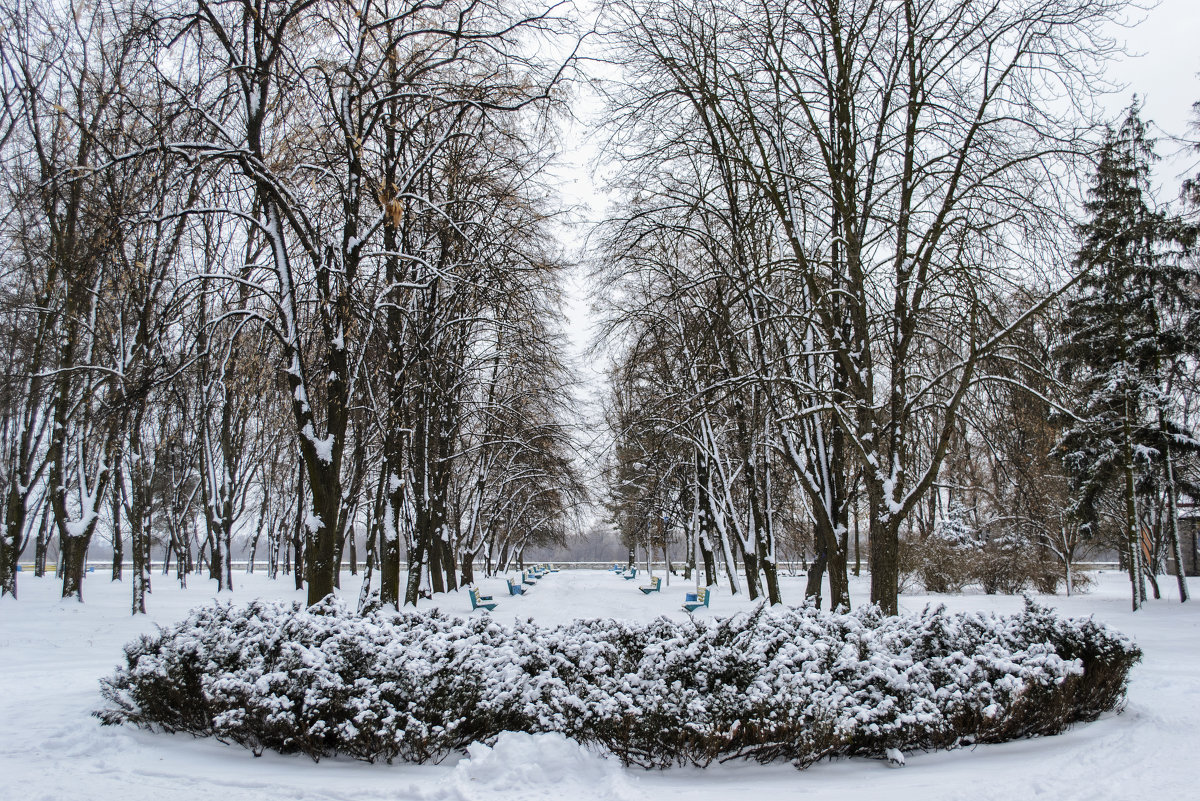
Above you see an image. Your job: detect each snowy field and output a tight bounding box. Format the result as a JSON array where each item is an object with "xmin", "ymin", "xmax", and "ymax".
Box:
[{"xmin": 0, "ymin": 568, "xmax": 1195, "ymax": 801}]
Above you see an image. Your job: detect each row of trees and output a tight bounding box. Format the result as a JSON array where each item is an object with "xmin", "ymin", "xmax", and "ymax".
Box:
[
  {"xmin": 596, "ymin": 0, "xmax": 1200, "ymax": 613},
  {"xmin": 0, "ymin": 0, "xmax": 585, "ymax": 611},
  {"xmin": 2, "ymin": 0, "xmax": 1196, "ymax": 617}
]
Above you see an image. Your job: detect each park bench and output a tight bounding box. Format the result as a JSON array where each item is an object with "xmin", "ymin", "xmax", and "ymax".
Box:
[
  {"xmin": 469, "ymin": 587, "xmax": 497, "ymax": 612},
  {"xmin": 622, "ymin": 567, "xmax": 638, "ymax": 580},
  {"xmin": 682, "ymin": 587, "xmax": 710, "ymax": 613},
  {"xmin": 639, "ymin": 576, "xmax": 662, "ymax": 594},
  {"xmin": 522, "ymin": 571, "xmax": 539, "ymax": 586},
  {"xmin": 506, "ymin": 578, "xmax": 526, "ymax": 596}
]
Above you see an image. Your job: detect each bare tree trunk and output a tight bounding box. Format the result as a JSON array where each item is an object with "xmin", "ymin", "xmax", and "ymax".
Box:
[
  {"xmin": 853, "ymin": 508, "xmax": 861, "ymax": 577},
  {"xmin": 804, "ymin": 545, "xmax": 828, "ymax": 607},
  {"xmin": 439, "ymin": 535, "xmax": 457, "ymax": 592},
  {"xmin": 740, "ymin": 543, "xmax": 761, "ymax": 600},
  {"xmin": 0, "ymin": 484, "xmax": 26, "ymax": 598},
  {"xmin": 60, "ymin": 533, "xmax": 89, "ymax": 601},
  {"xmin": 1164, "ymin": 436, "xmax": 1190, "ymax": 602},
  {"xmin": 293, "ymin": 465, "xmax": 305, "ymax": 592},
  {"xmin": 1124, "ymin": 406, "xmax": 1144, "ymax": 611},
  {"xmin": 34, "ymin": 505, "xmax": 49, "ymax": 577},
  {"xmin": 403, "ymin": 538, "xmax": 427, "ymax": 606},
  {"xmin": 460, "ymin": 548, "xmax": 475, "ymax": 586},
  {"xmin": 868, "ymin": 480, "xmax": 901, "ymax": 616},
  {"xmin": 380, "ymin": 472, "xmax": 402, "ymax": 607}
]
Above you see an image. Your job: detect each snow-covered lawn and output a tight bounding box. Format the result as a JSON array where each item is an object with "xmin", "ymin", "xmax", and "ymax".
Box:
[{"xmin": 0, "ymin": 568, "xmax": 1194, "ymax": 801}]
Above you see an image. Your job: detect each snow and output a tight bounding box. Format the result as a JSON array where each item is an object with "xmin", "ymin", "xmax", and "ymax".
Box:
[
  {"xmin": 64, "ymin": 509, "xmax": 98, "ymax": 539},
  {"xmin": 301, "ymin": 422, "xmax": 335, "ymax": 464},
  {"xmin": 419, "ymin": 732, "xmax": 635, "ymax": 800},
  {"xmin": 1, "ymin": 569, "xmax": 1197, "ymax": 800}
]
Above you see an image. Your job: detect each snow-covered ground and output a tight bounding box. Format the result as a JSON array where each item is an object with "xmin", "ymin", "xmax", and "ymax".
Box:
[{"xmin": 0, "ymin": 568, "xmax": 1195, "ymax": 801}]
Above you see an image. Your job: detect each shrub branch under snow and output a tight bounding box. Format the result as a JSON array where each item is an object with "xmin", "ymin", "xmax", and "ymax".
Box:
[{"xmin": 95, "ymin": 598, "xmax": 1140, "ymax": 769}]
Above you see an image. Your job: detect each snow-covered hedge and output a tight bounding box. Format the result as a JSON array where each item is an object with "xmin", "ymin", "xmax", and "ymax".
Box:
[{"xmin": 96, "ymin": 598, "xmax": 1140, "ymax": 769}]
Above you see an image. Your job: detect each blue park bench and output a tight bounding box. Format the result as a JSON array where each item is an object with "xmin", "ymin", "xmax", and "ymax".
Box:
[
  {"xmin": 622, "ymin": 567, "xmax": 638, "ymax": 580},
  {"xmin": 469, "ymin": 587, "xmax": 497, "ymax": 612},
  {"xmin": 639, "ymin": 576, "xmax": 662, "ymax": 594},
  {"xmin": 682, "ymin": 587, "xmax": 710, "ymax": 613},
  {"xmin": 522, "ymin": 570, "xmax": 539, "ymax": 586},
  {"xmin": 506, "ymin": 577, "xmax": 526, "ymax": 595}
]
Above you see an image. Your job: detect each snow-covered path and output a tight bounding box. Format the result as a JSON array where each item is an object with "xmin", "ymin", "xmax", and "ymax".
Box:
[{"xmin": 0, "ymin": 568, "xmax": 1194, "ymax": 800}]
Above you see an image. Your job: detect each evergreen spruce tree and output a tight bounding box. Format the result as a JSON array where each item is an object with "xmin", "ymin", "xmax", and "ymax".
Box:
[{"xmin": 1055, "ymin": 100, "xmax": 1199, "ymax": 610}]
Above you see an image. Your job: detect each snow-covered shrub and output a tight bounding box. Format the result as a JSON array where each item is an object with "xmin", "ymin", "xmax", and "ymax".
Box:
[
  {"xmin": 978, "ymin": 531, "xmax": 1037, "ymax": 595},
  {"xmin": 96, "ymin": 597, "xmax": 1140, "ymax": 769},
  {"xmin": 915, "ymin": 504, "xmax": 982, "ymax": 593}
]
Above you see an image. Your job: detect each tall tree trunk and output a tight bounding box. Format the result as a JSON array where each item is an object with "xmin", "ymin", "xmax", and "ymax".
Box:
[
  {"xmin": 380, "ymin": 470, "xmax": 403, "ymax": 607},
  {"xmin": 0, "ymin": 483, "xmax": 25, "ymax": 598},
  {"xmin": 439, "ymin": 534, "xmax": 457, "ymax": 592},
  {"xmin": 59, "ymin": 532, "xmax": 90, "ymax": 601},
  {"xmin": 868, "ymin": 471, "xmax": 901, "ymax": 616},
  {"xmin": 110, "ymin": 474, "xmax": 122, "ymax": 582},
  {"xmin": 758, "ymin": 536, "xmax": 780, "ymax": 605},
  {"xmin": 853, "ymin": 508, "xmax": 861, "ymax": 577},
  {"xmin": 441, "ymin": 534, "xmax": 458, "ymax": 592},
  {"xmin": 804, "ymin": 543, "xmax": 828, "ymax": 607},
  {"xmin": 740, "ymin": 542, "xmax": 761, "ymax": 600},
  {"xmin": 1123, "ymin": 404, "xmax": 1144, "ymax": 611},
  {"xmin": 828, "ymin": 523, "xmax": 850, "ymax": 611},
  {"xmin": 292, "ymin": 464, "xmax": 306, "ymax": 592},
  {"xmin": 34, "ymin": 505, "xmax": 49, "ymax": 577},
  {"xmin": 403, "ymin": 537, "xmax": 427, "ymax": 606},
  {"xmin": 1163, "ymin": 434, "xmax": 1190, "ymax": 602},
  {"xmin": 699, "ymin": 537, "xmax": 716, "ymax": 588},
  {"xmin": 426, "ymin": 522, "xmax": 445, "ymax": 595},
  {"xmin": 128, "ymin": 422, "xmax": 153, "ymax": 615},
  {"xmin": 460, "ymin": 548, "xmax": 475, "ymax": 586}
]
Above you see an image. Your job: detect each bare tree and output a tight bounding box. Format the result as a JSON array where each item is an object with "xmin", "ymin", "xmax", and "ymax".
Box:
[{"xmin": 603, "ymin": 0, "xmax": 1125, "ymax": 612}]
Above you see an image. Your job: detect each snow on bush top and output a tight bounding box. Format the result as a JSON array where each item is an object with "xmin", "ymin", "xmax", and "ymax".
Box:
[{"xmin": 96, "ymin": 597, "xmax": 1140, "ymax": 770}]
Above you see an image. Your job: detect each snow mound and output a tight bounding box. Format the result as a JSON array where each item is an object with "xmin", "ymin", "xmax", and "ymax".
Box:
[{"xmin": 426, "ymin": 732, "xmax": 635, "ymax": 801}]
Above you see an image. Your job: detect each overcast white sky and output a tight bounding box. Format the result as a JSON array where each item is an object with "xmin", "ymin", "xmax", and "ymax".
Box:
[{"xmin": 1104, "ymin": 0, "xmax": 1200, "ymax": 181}]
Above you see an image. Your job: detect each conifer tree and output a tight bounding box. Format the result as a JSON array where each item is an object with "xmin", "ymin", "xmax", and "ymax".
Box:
[{"xmin": 1056, "ymin": 101, "xmax": 1199, "ymax": 610}]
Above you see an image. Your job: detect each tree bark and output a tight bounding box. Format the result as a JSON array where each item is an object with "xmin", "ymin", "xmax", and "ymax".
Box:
[{"xmin": 1163, "ymin": 435, "xmax": 1189, "ymax": 602}]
